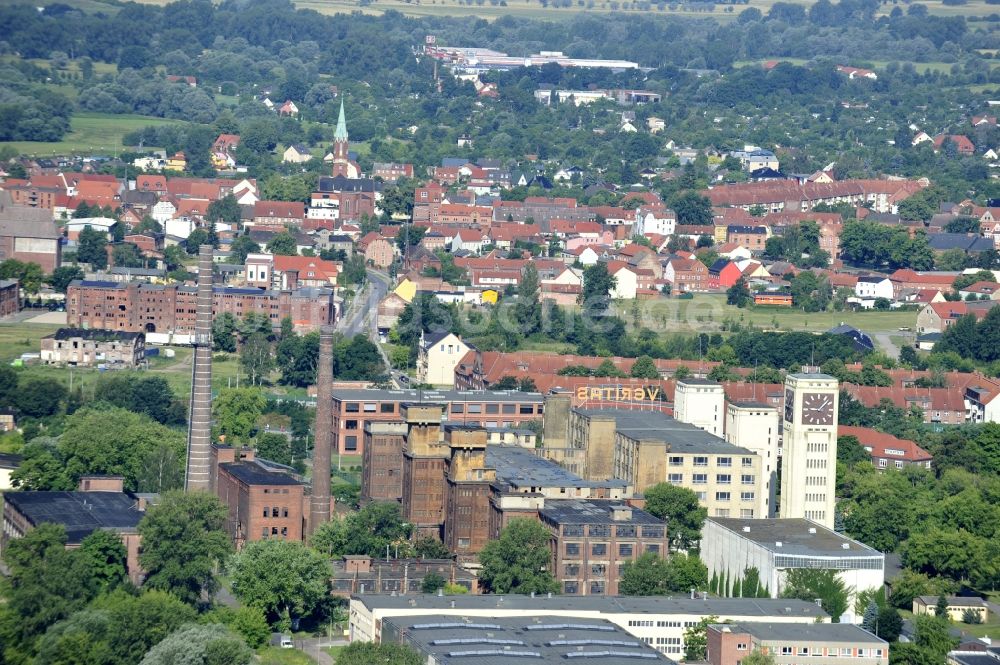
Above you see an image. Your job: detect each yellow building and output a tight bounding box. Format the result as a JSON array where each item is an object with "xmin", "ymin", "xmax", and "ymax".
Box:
[
  {"xmin": 393, "ymin": 278, "xmax": 417, "ymax": 304},
  {"xmin": 480, "ymin": 289, "xmax": 499, "ymax": 305},
  {"xmin": 165, "ymin": 151, "xmax": 187, "ymax": 172}
]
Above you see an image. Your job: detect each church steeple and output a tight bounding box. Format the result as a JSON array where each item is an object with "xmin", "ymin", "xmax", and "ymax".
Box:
[
  {"xmin": 334, "ymin": 100, "xmax": 348, "ymax": 143},
  {"xmin": 331, "ymin": 99, "xmax": 351, "ymax": 177}
]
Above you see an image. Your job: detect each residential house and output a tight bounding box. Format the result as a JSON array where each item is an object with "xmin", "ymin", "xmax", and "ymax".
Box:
[
  {"xmin": 727, "ymin": 225, "xmax": 769, "ymax": 252},
  {"xmin": 372, "ymin": 162, "xmax": 414, "ymax": 182},
  {"xmin": 933, "ymin": 135, "xmax": 976, "ymax": 156},
  {"xmin": 416, "ymin": 331, "xmax": 471, "ymax": 387},
  {"xmin": 838, "ymin": 425, "xmax": 932, "ymax": 471},
  {"xmin": 278, "ymin": 100, "xmax": 299, "ymax": 116},
  {"xmin": 709, "ymin": 259, "xmax": 743, "ymax": 289},
  {"xmin": 359, "ymin": 233, "xmax": 395, "ymax": 269},
  {"xmin": 282, "ymin": 145, "xmax": 313, "ymax": 164},
  {"xmin": 664, "ymin": 257, "xmax": 709, "ymax": 293},
  {"xmin": 635, "ymin": 206, "xmax": 677, "ymax": 237},
  {"xmin": 854, "ymin": 275, "xmax": 894, "ymax": 302},
  {"xmin": 252, "ymin": 201, "xmax": 305, "ymax": 229},
  {"xmin": 451, "ymin": 229, "xmax": 485, "ymax": 254},
  {"xmin": 916, "ymin": 301, "xmax": 997, "ymax": 333},
  {"xmin": 958, "ymin": 281, "xmax": 1000, "ymax": 300}
]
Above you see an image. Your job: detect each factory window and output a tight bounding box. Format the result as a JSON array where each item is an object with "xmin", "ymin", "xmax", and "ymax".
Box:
[
  {"xmin": 564, "ymin": 581, "xmax": 579, "ymax": 594},
  {"xmin": 345, "ymin": 420, "xmax": 358, "ymax": 430},
  {"xmin": 520, "ymin": 405, "xmax": 533, "ymax": 414},
  {"xmin": 262, "ymin": 528, "xmax": 268, "ymax": 538},
  {"xmin": 364, "ymin": 403, "xmax": 376, "ymax": 413},
  {"xmin": 592, "ymin": 543, "xmax": 607, "ymax": 556},
  {"xmin": 281, "ymin": 527, "xmax": 288, "ymax": 537},
  {"xmin": 272, "ymin": 507, "xmax": 279, "ymax": 517},
  {"xmin": 619, "ymin": 544, "xmax": 633, "ymax": 557},
  {"xmin": 262, "ymin": 508, "xmax": 269, "ymax": 517},
  {"xmin": 452, "ymin": 404, "xmax": 464, "ymax": 414},
  {"xmin": 590, "ymin": 582, "xmax": 605, "ymax": 594},
  {"xmin": 272, "ymin": 527, "xmax": 279, "ymax": 535},
  {"xmin": 380, "ymin": 403, "xmax": 394, "ymax": 413},
  {"xmin": 503, "ymin": 404, "xmax": 516, "ymax": 414},
  {"xmin": 566, "ymin": 543, "xmax": 580, "ymax": 556},
  {"xmin": 282, "ymin": 507, "xmax": 288, "ymax": 517},
  {"xmin": 345, "ymin": 403, "xmax": 359, "ymax": 413},
  {"xmin": 345, "ymin": 436, "xmax": 358, "ymax": 451},
  {"xmin": 468, "ymin": 404, "xmax": 482, "ymax": 414},
  {"xmin": 591, "ymin": 564, "xmax": 606, "ymax": 576},
  {"xmin": 486, "ymin": 404, "xmax": 499, "ymax": 414}
]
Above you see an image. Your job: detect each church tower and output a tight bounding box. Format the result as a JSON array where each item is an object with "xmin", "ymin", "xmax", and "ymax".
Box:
[{"xmin": 331, "ymin": 100, "xmax": 351, "ymax": 177}]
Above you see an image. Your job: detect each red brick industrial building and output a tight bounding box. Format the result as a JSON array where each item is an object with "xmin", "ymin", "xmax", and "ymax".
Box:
[{"xmin": 66, "ymin": 280, "xmax": 334, "ymax": 335}]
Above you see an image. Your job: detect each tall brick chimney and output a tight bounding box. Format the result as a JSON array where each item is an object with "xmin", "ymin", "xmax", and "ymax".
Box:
[
  {"xmin": 185, "ymin": 244, "xmax": 214, "ymax": 492},
  {"xmin": 310, "ymin": 326, "xmax": 334, "ymax": 532}
]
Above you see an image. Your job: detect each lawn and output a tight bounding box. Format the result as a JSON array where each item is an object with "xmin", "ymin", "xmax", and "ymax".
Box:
[
  {"xmin": 0, "ymin": 112, "xmax": 184, "ymax": 157},
  {"xmin": 0, "ymin": 322, "xmax": 62, "ymax": 364},
  {"xmin": 324, "ymin": 646, "xmax": 344, "ymax": 662},
  {"xmin": 607, "ymin": 294, "xmax": 917, "ymax": 335},
  {"xmin": 257, "ymin": 647, "xmax": 316, "ymax": 665}
]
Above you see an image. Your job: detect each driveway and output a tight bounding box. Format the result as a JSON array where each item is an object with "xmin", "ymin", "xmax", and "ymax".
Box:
[{"xmin": 295, "ymin": 637, "xmax": 347, "ymax": 665}]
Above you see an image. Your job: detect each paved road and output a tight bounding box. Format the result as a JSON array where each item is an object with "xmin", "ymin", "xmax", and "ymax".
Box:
[
  {"xmin": 336, "ymin": 269, "xmax": 389, "ymax": 339},
  {"xmin": 874, "ymin": 333, "xmax": 901, "ymax": 360},
  {"xmin": 296, "ymin": 637, "xmax": 347, "ymax": 665}
]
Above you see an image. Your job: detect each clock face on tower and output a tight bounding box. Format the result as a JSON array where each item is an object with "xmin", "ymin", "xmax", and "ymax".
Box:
[
  {"xmin": 801, "ymin": 392, "xmax": 835, "ymax": 425},
  {"xmin": 784, "ymin": 388, "xmax": 794, "ymax": 422}
]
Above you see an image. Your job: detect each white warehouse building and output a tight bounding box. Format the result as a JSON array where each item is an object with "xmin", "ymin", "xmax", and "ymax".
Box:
[{"xmin": 701, "ymin": 517, "xmax": 884, "ymax": 623}]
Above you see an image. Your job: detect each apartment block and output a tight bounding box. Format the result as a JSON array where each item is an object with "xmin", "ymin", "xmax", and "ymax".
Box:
[
  {"xmin": 674, "ymin": 378, "xmax": 725, "ymax": 436},
  {"xmin": 708, "ymin": 622, "xmax": 888, "ymax": 665},
  {"xmin": 725, "ymin": 401, "xmax": 780, "ymax": 517}
]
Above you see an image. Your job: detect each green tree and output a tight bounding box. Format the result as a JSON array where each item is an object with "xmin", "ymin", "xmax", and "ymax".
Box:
[
  {"xmin": 619, "ymin": 552, "xmax": 670, "ymax": 595},
  {"xmin": 138, "ymin": 491, "xmax": 232, "ymax": 606},
  {"xmin": 421, "ymin": 572, "xmax": 446, "ymax": 594},
  {"xmin": 682, "ymin": 615, "xmax": 719, "ymax": 661},
  {"xmin": 0, "ymin": 524, "xmax": 100, "ymax": 661},
  {"xmin": 228, "ymin": 606, "xmax": 270, "ymax": 648},
  {"xmin": 112, "ymin": 243, "xmax": 144, "ymax": 268},
  {"xmin": 185, "ymin": 227, "xmax": 218, "ymax": 253},
  {"xmin": 630, "ymin": 355, "xmax": 660, "ymax": 379},
  {"xmin": 478, "ymin": 519, "xmax": 559, "ymax": 595},
  {"xmin": 516, "ymin": 262, "xmax": 541, "ymax": 335},
  {"xmin": 726, "ymin": 277, "xmax": 751, "ymax": 307},
  {"xmin": 138, "ymin": 624, "xmax": 252, "ymax": 665},
  {"xmin": 781, "ymin": 569, "xmax": 851, "ymax": 622},
  {"xmin": 206, "ymin": 194, "xmax": 241, "ymax": 226},
  {"xmin": 78, "ymin": 529, "xmax": 128, "ymax": 593},
  {"xmin": 0, "ymin": 259, "xmax": 43, "ymax": 293},
  {"xmin": 914, "ymin": 614, "xmax": 958, "ymax": 658},
  {"xmin": 742, "ymin": 649, "xmax": 777, "ymax": 665},
  {"xmin": 239, "ymin": 332, "xmax": 274, "ymax": 385},
  {"xmin": 229, "ymin": 236, "xmax": 261, "ymax": 265},
  {"xmin": 213, "ymin": 388, "xmax": 266, "ymax": 442},
  {"xmin": 414, "ymin": 536, "xmax": 451, "ymax": 559},
  {"xmin": 579, "ymin": 262, "xmax": 616, "ymax": 312},
  {"xmin": 14, "ymin": 376, "xmax": 66, "ymax": 418},
  {"xmin": 266, "ymin": 232, "xmax": 297, "ymax": 256},
  {"xmin": 48, "ymin": 265, "xmax": 84, "ymax": 293},
  {"xmin": 642, "ymin": 483, "xmax": 706, "ymax": 549},
  {"xmin": 334, "ymin": 642, "xmax": 422, "ymax": 665},
  {"xmin": 837, "ymin": 435, "xmax": 870, "ymax": 468},
  {"xmin": 310, "ymin": 502, "xmax": 412, "ymax": 558},
  {"xmin": 212, "ymin": 312, "xmax": 239, "ymax": 352},
  {"xmin": 229, "ymin": 539, "xmax": 331, "ymax": 627},
  {"xmin": 255, "ymin": 432, "xmax": 292, "ymax": 465},
  {"xmin": 935, "ymin": 593, "xmax": 949, "ymax": 619},
  {"xmin": 877, "ymin": 605, "xmax": 904, "ymax": 642},
  {"xmin": 77, "ymin": 226, "xmax": 108, "ymax": 269},
  {"xmin": 669, "ymin": 191, "xmax": 713, "ymax": 226}
]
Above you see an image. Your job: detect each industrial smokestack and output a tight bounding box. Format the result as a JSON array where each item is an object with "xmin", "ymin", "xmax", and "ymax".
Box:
[
  {"xmin": 185, "ymin": 244, "xmax": 214, "ymax": 492},
  {"xmin": 310, "ymin": 326, "xmax": 334, "ymax": 532}
]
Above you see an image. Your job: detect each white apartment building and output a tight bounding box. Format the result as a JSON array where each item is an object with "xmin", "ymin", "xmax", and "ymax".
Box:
[
  {"xmin": 726, "ymin": 401, "xmax": 780, "ymax": 518},
  {"xmin": 674, "ymin": 378, "xmax": 725, "ymax": 436}
]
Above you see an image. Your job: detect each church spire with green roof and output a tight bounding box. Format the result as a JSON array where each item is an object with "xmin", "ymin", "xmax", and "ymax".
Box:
[{"xmin": 334, "ymin": 100, "xmax": 348, "ymax": 142}]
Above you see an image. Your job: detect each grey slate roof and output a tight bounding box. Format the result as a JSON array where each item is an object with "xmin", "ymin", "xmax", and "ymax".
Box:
[
  {"xmin": 3, "ymin": 491, "xmax": 144, "ymax": 543},
  {"xmin": 354, "ymin": 593, "xmax": 829, "ymax": 619},
  {"xmin": 717, "ymin": 621, "xmax": 887, "ymax": 645},
  {"xmin": 385, "ymin": 615, "xmax": 673, "ymax": 664}
]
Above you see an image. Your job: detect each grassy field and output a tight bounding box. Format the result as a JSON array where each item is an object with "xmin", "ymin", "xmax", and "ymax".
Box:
[
  {"xmin": 607, "ymin": 294, "xmax": 917, "ymax": 334},
  {"xmin": 0, "ymin": 322, "xmax": 62, "ymax": 364},
  {"xmin": 324, "ymin": 646, "xmax": 344, "ymax": 662},
  {"xmin": 735, "ymin": 58, "xmax": 986, "ymax": 74},
  {"xmin": 0, "ymin": 112, "xmax": 183, "ymax": 157}
]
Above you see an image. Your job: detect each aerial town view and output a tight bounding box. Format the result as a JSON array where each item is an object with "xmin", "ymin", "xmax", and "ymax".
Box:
[{"xmin": 2, "ymin": 0, "xmax": 1000, "ymax": 663}]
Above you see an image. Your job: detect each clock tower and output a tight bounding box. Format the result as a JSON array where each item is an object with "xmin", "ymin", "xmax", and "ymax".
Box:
[{"xmin": 779, "ymin": 373, "xmax": 839, "ymax": 528}]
